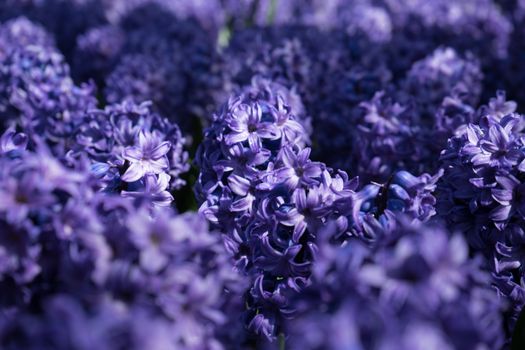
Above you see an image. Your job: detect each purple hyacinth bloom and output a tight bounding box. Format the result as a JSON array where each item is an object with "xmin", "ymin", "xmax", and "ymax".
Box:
[
  {"xmin": 438, "ymin": 94, "xmax": 525, "ymax": 336},
  {"xmin": 0, "ymin": 128, "xmax": 28, "ymax": 155},
  {"xmin": 121, "ymin": 173, "xmax": 174, "ymax": 207},
  {"xmin": 128, "ymin": 207, "xmax": 179, "ymax": 273},
  {"xmin": 72, "ymin": 25, "xmax": 126, "ymax": 84},
  {"xmin": 224, "ymin": 100, "xmax": 280, "ymax": 151},
  {"xmin": 71, "ymin": 100, "xmax": 189, "ymax": 205},
  {"xmin": 196, "ymin": 84, "xmax": 360, "ymax": 339},
  {"xmin": 121, "ymin": 131, "xmax": 171, "ymax": 182},
  {"xmin": 101, "ymin": 2, "xmax": 221, "ymax": 131},
  {"xmin": 403, "ymin": 47, "xmax": 483, "ymax": 119},
  {"xmin": 286, "ymin": 215, "xmax": 505, "ymax": 350},
  {"xmin": 0, "ymin": 19, "xmax": 96, "ymax": 153},
  {"xmin": 0, "ymin": 17, "xmax": 54, "ymax": 59},
  {"xmin": 271, "ymin": 147, "xmax": 324, "ymax": 190}
]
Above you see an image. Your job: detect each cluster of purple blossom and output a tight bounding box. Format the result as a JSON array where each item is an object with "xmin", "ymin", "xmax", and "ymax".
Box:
[{"xmin": 1, "ymin": 0, "xmax": 525, "ymax": 349}]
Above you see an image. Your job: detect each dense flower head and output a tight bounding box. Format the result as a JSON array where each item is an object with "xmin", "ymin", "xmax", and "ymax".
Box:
[
  {"xmin": 0, "ymin": 19, "xmax": 96, "ymax": 153},
  {"xmin": 403, "ymin": 47, "xmax": 483, "ymax": 120},
  {"xmin": 0, "ymin": 127, "xmax": 246, "ymax": 348},
  {"xmin": 437, "ymin": 95, "xmax": 525, "ymax": 331},
  {"xmin": 71, "ymin": 100, "xmax": 189, "ymax": 206},
  {"xmin": 0, "ymin": 131, "xmax": 102, "ymax": 309},
  {"xmin": 196, "ymin": 84, "xmax": 313, "ymax": 227},
  {"xmin": 224, "ymin": 25, "xmax": 325, "ymax": 102},
  {"xmin": 438, "ymin": 101, "xmax": 525, "ymax": 250},
  {"xmin": 0, "ymin": 17, "xmax": 55, "ymax": 59},
  {"xmin": 196, "ymin": 86, "xmax": 361, "ymax": 339},
  {"xmin": 315, "ymin": 46, "xmax": 483, "ymax": 183},
  {"xmin": 348, "ymin": 91, "xmax": 421, "ymax": 182},
  {"xmin": 286, "ymin": 216, "xmax": 505, "ymax": 349},
  {"xmin": 72, "ymin": 25, "xmax": 126, "ymax": 84},
  {"xmin": 0, "ymin": 0, "xmax": 107, "ymax": 59},
  {"xmin": 2, "ymin": 1, "xmax": 525, "ymax": 347},
  {"xmin": 100, "ymin": 1, "xmax": 221, "ymax": 132},
  {"xmin": 384, "ymin": 0, "xmax": 512, "ymax": 67}
]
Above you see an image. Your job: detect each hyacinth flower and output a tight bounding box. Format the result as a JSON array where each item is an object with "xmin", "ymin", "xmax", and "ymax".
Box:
[
  {"xmin": 72, "ymin": 25, "xmax": 126, "ymax": 84},
  {"xmin": 324, "ymin": 46, "xmax": 483, "ymax": 183},
  {"xmin": 437, "ymin": 93, "xmax": 525, "ymax": 332},
  {"xmin": 0, "ymin": 17, "xmax": 54, "ymax": 59},
  {"xmin": 351, "ymin": 169, "xmax": 443, "ymax": 238},
  {"xmin": 402, "ymin": 47, "xmax": 483, "ymax": 121},
  {"xmin": 0, "ymin": 17, "xmax": 96, "ymax": 154},
  {"xmin": 98, "ymin": 1, "xmax": 221, "ymax": 132},
  {"xmin": 286, "ymin": 216, "xmax": 504, "ymax": 349},
  {"xmin": 121, "ymin": 131, "xmax": 171, "ymax": 182},
  {"xmin": 0, "ymin": 0, "xmax": 107, "ymax": 59},
  {"xmin": 0, "ymin": 128, "xmax": 247, "ymax": 349},
  {"xmin": 196, "ymin": 83, "xmax": 362, "ymax": 339},
  {"xmin": 71, "ymin": 100, "xmax": 189, "ymax": 206},
  {"xmin": 0, "ymin": 296, "xmax": 181, "ymax": 350},
  {"xmin": 0, "ymin": 129, "xmax": 106, "ymax": 308}
]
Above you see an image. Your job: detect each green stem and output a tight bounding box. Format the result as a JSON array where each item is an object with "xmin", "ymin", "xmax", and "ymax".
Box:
[
  {"xmin": 278, "ymin": 333, "xmax": 285, "ymax": 350},
  {"xmin": 267, "ymin": 0, "xmax": 278, "ymax": 25}
]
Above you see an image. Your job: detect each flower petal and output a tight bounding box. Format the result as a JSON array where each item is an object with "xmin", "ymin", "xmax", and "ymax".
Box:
[
  {"xmin": 121, "ymin": 162, "xmax": 145, "ymax": 182},
  {"xmin": 151, "ymin": 141, "xmax": 171, "ymax": 159},
  {"xmin": 123, "ymin": 146, "xmax": 143, "ymax": 161}
]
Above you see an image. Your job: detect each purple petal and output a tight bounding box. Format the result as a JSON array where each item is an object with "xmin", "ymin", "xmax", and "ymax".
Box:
[
  {"xmin": 489, "ymin": 124, "xmax": 509, "ymax": 148},
  {"xmin": 281, "ymin": 146, "xmax": 296, "ymax": 168},
  {"xmin": 151, "ymin": 141, "xmax": 171, "ymax": 159},
  {"xmin": 257, "ymin": 123, "xmax": 279, "ymax": 139},
  {"xmin": 491, "ymin": 189, "xmax": 513, "ymax": 205},
  {"xmin": 293, "ymin": 189, "xmax": 307, "ymax": 210},
  {"xmin": 489, "ymin": 205, "xmax": 512, "ymax": 222},
  {"xmin": 292, "ymin": 221, "xmax": 307, "ymax": 242},
  {"xmin": 228, "ymin": 174, "xmax": 251, "ymax": 196},
  {"xmin": 303, "ymin": 162, "xmax": 323, "ymax": 178},
  {"xmin": 121, "ymin": 162, "xmax": 145, "ymax": 182},
  {"xmin": 123, "ymin": 146, "xmax": 143, "ymax": 161},
  {"xmin": 225, "ymin": 131, "xmax": 248, "ymax": 145},
  {"xmin": 231, "ymin": 196, "xmax": 254, "ymax": 212},
  {"xmin": 496, "ymin": 175, "xmax": 519, "ymax": 190},
  {"xmin": 247, "ymin": 133, "xmax": 261, "ymax": 152}
]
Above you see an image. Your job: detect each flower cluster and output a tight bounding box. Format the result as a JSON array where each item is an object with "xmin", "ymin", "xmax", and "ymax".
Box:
[
  {"xmin": 0, "ymin": 0, "xmax": 107, "ymax": 58},
  {"xmin": 286, "ymin": 216, "xmax": 504, "ymax": 349},
  {"xmin": 196, "ymin": 85, "xmax": 338, "ymax": 338},
  {"xmin": 403, "ymin": 47, "xmax": 483, "ymax": 120},
  {"xmin": 0, "ymin": 129, "xmax": 245, "ymax": 349},
  {"xmin": 196, "ymin": 82, "xmax": 445, "ymax": 340},
  {"xmin": 437, "ymin": 95, "xmax": 525, "ymax": 328},
  {"xmin": 71, "ymin": 100, "xmax": 189, "ymax": 207},
  {"xmin": 0, "ymin": 17, "xmax": 96, "ymax": 155},
  {"xmin": 71, "ymin": 1, "xmax": 221, "ymax": 132},
  {"xmin": 2, "ymin": 1, "xmax": 525, "ymax": 347},
  {"xmin": 314, "ymin": 46, "xmax": 483, "ymax": 182}
]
